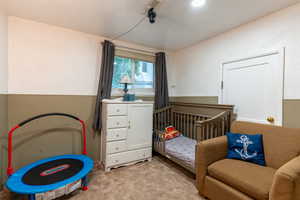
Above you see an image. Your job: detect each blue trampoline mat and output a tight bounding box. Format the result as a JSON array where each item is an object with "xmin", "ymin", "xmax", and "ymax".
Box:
[{"xmin": 6, "ymin": 154, "xmax": 93, "ymax": 194}]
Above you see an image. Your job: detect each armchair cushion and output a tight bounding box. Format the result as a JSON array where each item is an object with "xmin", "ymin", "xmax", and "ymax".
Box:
[{"xmin": 208, "ymin": 159, "xmax": 276, "ymax": 200}]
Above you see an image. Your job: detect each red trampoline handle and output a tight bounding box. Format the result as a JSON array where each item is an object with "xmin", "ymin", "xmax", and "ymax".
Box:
[
  {"xmin": 79, "ymin": 120, "xmax": 87, "ymax": 155},
  {"xmin": 7, "ymin": 113, "xmax": 88, "ymax": 176},
  {"xmin": 7, "ymin": 125, "xmax": 20, "ymax": 176}
]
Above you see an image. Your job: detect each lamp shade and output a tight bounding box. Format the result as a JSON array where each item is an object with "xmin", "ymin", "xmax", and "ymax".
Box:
[{"xmin": 120, "ymin": 75, "xmax": 133, "ymax": 84}]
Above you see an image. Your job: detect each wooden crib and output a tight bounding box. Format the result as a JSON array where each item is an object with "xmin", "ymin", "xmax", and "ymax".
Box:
[{"xmin": 153, "ymin": 102, "xmax": 234, "ymax": 173}]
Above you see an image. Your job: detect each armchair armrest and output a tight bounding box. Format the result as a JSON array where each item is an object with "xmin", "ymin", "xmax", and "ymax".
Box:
[
  {"xmin": 270, "ymin": 156, "xmax": 300, "ymax": 200},
  {"xmin": 196, "ymin": 136, "xmax": 228, "ymax": 194}
]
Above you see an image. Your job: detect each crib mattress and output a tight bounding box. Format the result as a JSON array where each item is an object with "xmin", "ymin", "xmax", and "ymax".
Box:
[{"xmin": 165, "ymin": 136, "xmax": 197, "ymax": 168}]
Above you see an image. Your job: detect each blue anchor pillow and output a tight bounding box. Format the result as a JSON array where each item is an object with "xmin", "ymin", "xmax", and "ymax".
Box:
[{"xmin": 226, "ymin": 132, "xmax": 266, "ymax": 166}]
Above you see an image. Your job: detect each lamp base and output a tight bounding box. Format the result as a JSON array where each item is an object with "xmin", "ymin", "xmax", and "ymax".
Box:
[{"xmin": 123, "ymin": 83, "xmax": 128, "ymax": 94}]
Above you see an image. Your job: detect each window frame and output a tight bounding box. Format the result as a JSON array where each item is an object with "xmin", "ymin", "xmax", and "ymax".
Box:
[{"xmin": 111, "ymin": 55, "xmax": 155, "ymax": 97}]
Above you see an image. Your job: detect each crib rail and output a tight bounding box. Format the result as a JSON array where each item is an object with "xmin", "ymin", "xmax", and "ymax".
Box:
[
  {"xmin": 154, "ymin": 107, "xmax": 210, "ymax": 138},
  {"xmin": 153, "ymin": 102, "xmax": 234, "ymax": 173},
  {"xmin": 195, "ymin": 111, "xmax": 231, "ymax": 141},
  {"xmin": 172, "ymin": 111, "xmax": 209, "ymax": 140},
  {"xmin": 153, "ymin": 104, "xmax": 232, "ymax": 142}
]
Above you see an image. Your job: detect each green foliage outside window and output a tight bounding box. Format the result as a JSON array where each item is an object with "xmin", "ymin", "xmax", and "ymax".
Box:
[
  {"xmin": 112, "ymin": 56, "xmax": 154, "ymax": 89},
  {"xmin": 112, "ymin": 56, "xmax": 133, "ymax": 88}
]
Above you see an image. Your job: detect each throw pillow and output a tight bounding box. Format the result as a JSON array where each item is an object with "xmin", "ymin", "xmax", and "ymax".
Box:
[{"xmin": 227, "ymin": 132, "xmax": 266, "ymax": 166}]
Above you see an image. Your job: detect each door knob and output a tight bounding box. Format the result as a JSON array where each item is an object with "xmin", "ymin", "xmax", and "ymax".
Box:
[{"xmin": 267, "ymin": 117, "xmax": 275, "ymax": 123}]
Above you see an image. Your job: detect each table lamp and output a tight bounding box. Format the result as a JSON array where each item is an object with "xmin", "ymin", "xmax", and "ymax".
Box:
[
  {"xmin": 120, "ymin": 75, "xmax": 135, "ymax": 101},
  {"xmin": 120, "ymin": 75, "xmax": 132, "ymax": 94}
]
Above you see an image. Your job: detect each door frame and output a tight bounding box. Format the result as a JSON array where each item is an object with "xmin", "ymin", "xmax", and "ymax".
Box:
[{"xmin": 218, "ymin": 48, "xmax": 285, "ymax": 125}]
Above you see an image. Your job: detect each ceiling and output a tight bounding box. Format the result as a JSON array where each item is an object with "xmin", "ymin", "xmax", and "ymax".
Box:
[{"xmin": 6, "ymin": 0, "xmax": 300, "ymax": 50}]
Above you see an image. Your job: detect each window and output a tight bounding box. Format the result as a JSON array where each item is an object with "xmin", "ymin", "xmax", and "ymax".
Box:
[
  {"xmin": 134, "ymin": 59, "xmax": 154, "ymax": 89},
  {"xmin": 112, "ymin": 56, "xmax": 133, "ymax": 89},
  {"xmin": 112, "ymin": 54, "xmax": 154, "ymax": 94}
]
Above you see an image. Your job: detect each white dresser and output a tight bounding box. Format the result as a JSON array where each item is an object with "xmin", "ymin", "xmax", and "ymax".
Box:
[{"xmin": 101, "ymin": 100, "xmax": 153, "ymax": 171}]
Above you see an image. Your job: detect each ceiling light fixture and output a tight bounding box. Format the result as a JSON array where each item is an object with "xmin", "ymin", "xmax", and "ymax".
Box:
[{"xmin": 191, "ymin": 0, "xmax": 206, "ymax": 8}]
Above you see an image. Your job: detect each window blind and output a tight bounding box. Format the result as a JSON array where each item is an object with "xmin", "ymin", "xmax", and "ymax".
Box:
[{"xmin": 115, "ymin": 48, "xmax": 155, "ymax": 63}]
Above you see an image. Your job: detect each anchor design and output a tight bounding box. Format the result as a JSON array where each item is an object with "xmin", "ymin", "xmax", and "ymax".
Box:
[{"xmin": 235, "ymin": 135, "xmax": 257, "ymax": 160}]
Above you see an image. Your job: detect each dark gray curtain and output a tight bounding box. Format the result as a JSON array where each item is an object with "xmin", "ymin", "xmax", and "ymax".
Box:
[
  {"xmin": 93, "ymin": 40, "xmax": 115, "ymax": 131},
  {"xmin": 155, "ymin": 52, "xmax": 169, "ymax": 110}
]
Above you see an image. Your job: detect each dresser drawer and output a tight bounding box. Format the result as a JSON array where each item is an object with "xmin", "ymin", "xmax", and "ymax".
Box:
[
  {"xmin": 106, "ymin": 148, "xmax": 152, "ymax": 167},
  {"xmin": 107, "ymin": 140, "xmax": 127, "ymax": 154},
  {"xmin": 107, "ymin": 116, "xmax": 128, "ymax": 129},
  {"xmin": 107, "ymin": 104, "xmax": 127, "ymax": 116},
  {"xmin": 107, "ymin": 128, "xmax": 127, "ymax": 141}
]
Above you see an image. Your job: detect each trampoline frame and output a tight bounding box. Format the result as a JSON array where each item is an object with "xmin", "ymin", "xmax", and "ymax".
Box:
[{"xmin": 5, "ymin": 113, "xmax": 93, "ymax": 200}]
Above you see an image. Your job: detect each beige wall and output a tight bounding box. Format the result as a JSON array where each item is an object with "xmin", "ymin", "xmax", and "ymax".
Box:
[
  {"xmin": 1, "ymin": 94, "xmax": 153, "ymax": 184},
  {"xmin": 6, "ymin": 95, "xmax": 99, "ymax": 167},
  {"xmin": 0, "ymin": 2, "xmax": 8, "ymax": 186},
  {"xmin": 283, "ymin": 100, "xmax": 300, "ymax": 128},
  {"xmin": 0, "ymin": 95, "xmax": 7, "ymax": 186},
  {"xmin": 2, "ymin": 94, "xmax": 299, "ymax": 184}
]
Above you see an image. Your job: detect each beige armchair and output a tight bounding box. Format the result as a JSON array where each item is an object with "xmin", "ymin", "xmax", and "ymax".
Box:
[{"xmin": 196, "ymin": 121, "xmax": 300, "ymax": 200}]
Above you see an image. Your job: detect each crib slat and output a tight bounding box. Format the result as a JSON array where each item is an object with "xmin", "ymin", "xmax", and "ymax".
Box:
[
  {"xmin": 183, "ymin": 113, "xmax": 186, "ymax": 135},
  {"xmin": 179, "ymin": 114, "xmax": 186, "ymax": 135},
  {"xmin": 185, "ymin": 114, "xmax": 188, "ymax": 137},
  {"xmin": 190, "ymin": 114, "xmax": 193, "ymax": 139},
  {"xmin": 195, "ymin": 115, "xmax": 198, "ymax": 139},
  {"xmin": 185, "ymin": 114, "xmax": 191, "ymax": 138},
  {"xmin": 175, "ymin": 112, "xmax": 178, "ymax": 129},
  {"xmin": 184, "ymin": 113, "xmax": 187, "ymax": 137}
]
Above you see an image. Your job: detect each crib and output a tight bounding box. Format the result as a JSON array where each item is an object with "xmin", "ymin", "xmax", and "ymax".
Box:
[{"xmin": 153, "ymin": 102, "xmax": 234, "ymax": 173}]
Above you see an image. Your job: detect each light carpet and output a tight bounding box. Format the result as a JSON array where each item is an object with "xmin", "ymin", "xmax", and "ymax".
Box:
[{"xmin": 1, "ymin": 156, "xmax": 204, "ymax": 200}]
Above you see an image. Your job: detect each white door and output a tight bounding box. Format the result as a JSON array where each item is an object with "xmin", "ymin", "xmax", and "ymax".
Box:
[
  {"xmin": 127, "ymin": 104, "xmax": 153, "ymax": 150},
  {"xmin": 220, "ymin": 50, "xmax": 284, "ymax": 125}
]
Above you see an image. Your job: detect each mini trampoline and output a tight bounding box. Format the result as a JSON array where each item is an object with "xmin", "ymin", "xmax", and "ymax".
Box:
[{"xmin": 5, "ymin": 113, "xmax": 94, "ymax": 200}]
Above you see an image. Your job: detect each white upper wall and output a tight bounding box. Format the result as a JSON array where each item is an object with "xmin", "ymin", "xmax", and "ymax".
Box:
[
  {"xmin": 170, "ymin": 3, "xmax": 300, "ymax": 99},
  {"xmin": 9, "ymin": 3, "xmax": 300, "ymax": 98},
  {"xmin": 0, "ymin": 1, "xmax": 8, "ymax": 94},
  {"xmin": 8, "ymin": 17, "xmax": 162, "ymax": 95}
]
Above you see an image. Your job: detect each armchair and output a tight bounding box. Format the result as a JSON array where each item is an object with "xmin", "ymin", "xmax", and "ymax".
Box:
[{"xmin": 196, "ymin": 121, "xmax": 300, "ymax": 200}]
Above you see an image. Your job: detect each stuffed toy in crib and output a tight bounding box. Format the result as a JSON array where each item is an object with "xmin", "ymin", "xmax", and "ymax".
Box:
[{"xmin": 163, "ymin": 126, "xmax": 181, "ymax": 140}]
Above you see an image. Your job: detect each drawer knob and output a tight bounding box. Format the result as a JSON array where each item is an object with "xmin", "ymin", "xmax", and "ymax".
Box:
[
  {"xmin": 116, "ymin": 134, "xmax": 119, "ymax": 137},
  {"xmin": 115, "ymin": 160, "xmax": 119, "ymax": 163},
  {"xmin": 116, "ymin": 109, "xmax": 120, "ymax": 112},
  {"xmin": 116, "ymin": 122, "xmax": 120, "ymax": 125},
  {"xmin": 115, "ymin": 147, "xmax": 119, "ymax": 150}
]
